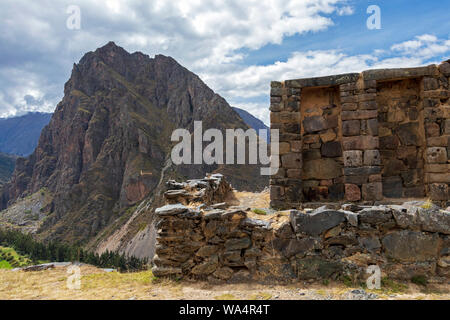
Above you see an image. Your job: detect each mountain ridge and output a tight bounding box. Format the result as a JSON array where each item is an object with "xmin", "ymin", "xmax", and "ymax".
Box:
[
  {"xmin": 0, "ymin": 112, "xmax": 52, "ymax": 156},
  {"xmin": 0, "ymin": 42, "xmax": 268, "ymax": 257}
]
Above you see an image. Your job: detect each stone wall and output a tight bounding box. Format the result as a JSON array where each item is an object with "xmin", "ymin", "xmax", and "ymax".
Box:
[
  {"xmin": 270, "ymin": 61, "xmax": 450, "ymax": 209},
  {"xmin": 152, "ymin": 176, "xmax": 450, "ymax": 283}
]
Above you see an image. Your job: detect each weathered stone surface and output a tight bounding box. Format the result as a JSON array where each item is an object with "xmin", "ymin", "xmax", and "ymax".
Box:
[
  {"xmin": 382, "ymin": 231, "xmax": 440, "ymax": 262},
  {"xmin": 296, "ymin": 256, "xmax": 343, "ymax": 280},
  {"xmin": 341, "ymin": 209, "xmax": 358, "ymax": 226},
  {"xmin": 204, "ymin": 209, "xmax": 225, "ymax": 220},
  {"xmin": 155, "ymin": 204, "xmax": 188, "ymax": 216},
  {"xmin": 363, "ymin": 150, "xmax": 381, "ymax": 166},
  {"xmin": 284, "ymin": 238, "xmax": 321, "ymax": 258},
  {"xmin": 390, "ymin": 205, "xmax": 418, "ymax": 229},
  {"xmin": 342, "ymin": 110, "xmax": 377, "ymax": 120},
  {"xmin": 302, "ymin": 159, "xmax": 342, "ymax": 180},
  {"xmin": 383, "ymin": 159, "xmax": 406, "ymax": 177},
  {"xmin": 382, "ymin": 176, "xmax": 403, "ymax": 198},
  {"xmin": 344, "ymin": 166, "xmax": 381, "ymax": 176},
  {"xmin": 426, "ymin": 147, "xmax": 447, "ymax": 163},
  {"xmin": 428, "ymin": 183, "xmax": 449, "ymax": 201},
  {"xmin": 358, "ymin": 207, "xmax": 393, "ymax": 225},
  {"xmin": 321, "ymin": 141, "xmax": 342, "ymax": 157},
  {"xmin": 423, "ymin": 77, "xmax": 439, "ymax": 91},
  {"xmin": 359, "ymin": 237, "xmax": 381, "ymax": 252},
  {"xmin": 221, "ymin": 250, "xmax": 244, "ymax": 267},
  {"xmin": 290, "ymin": 208, "xmax": 346, "ymax": 236},
  {"xmin": 224, "ymin": 237, "xmax": 252, "ymax": 250},
  {"xmin": 152, "ymin": 266, "xmax": 182, "ymax": 277},
  {"xmin": 196, "ymin": 245, "xmax": 219, "ymax": 257},
  {"xmin": 343, "ymin": 136, "xmax": 379, "ymax": 150},
  {"xmin": 342, "ymin": 120, "xmax": 360, "ymax": 136},
  {"xmin": 362, "ymin": 182, "xmax": 382, "ymax": 201},
  {"xmin": 281, "ymin": 153, "xmax": 302, "ymax": 169},
  {"xmin": 343, "ymin": 150, "xmax": 363, "ymax": 167},
  {"xmin": 320, "ymin": 130, "xmax": 337, "ymax": 143},
  {"xmin": 303, "ymin": 116, "xmax": 327, "ymax": 133},
  {"xmin": 380, "ymin": 135, "xmax": 400, "ymax": 150},
  {"xmin": 439, "ymin": 61, "xmax": 450, "ymax": 76},
  {"xmin": 213, "ymin": 267, "xmax": 234, "ymax": 280},
  {"xmin": 417, "ymin": 207, "xmax": 450, "ymax": 234},
  {"xmin": 191, "ymin": 255, "xmax": 219, "ymax": 275},
  {"xmin": 367, "ymin": 118, "xmax": 378, "ymax": 136},
  {"xmin": 303, "ymin": 149, "xmax": 321, "ymax": 161}
]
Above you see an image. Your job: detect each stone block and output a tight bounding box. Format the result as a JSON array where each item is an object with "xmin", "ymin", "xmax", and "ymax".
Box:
[
  {"xmin": 367, "ymin": 118, "xmax": 378, "ymax": 136},
  {"xmin": 303, "ymin": 134, "xmax": 320, "ymax": 144},
  {"xmin": 290, "ymin": 208, "xmax": 346, "ymax": 236},
  {"xmin": 343, "ymin": 136, "xmax": 379, "ymax": 150},
  {"xmin": 302, "ymin": 158, "xmax": 342, "ymax": 180},
  {"xmin": 320, "ymin": 129, "xmax": 337, "ymax": 143},
  {"xmin": 359, "ymin": 101, "xmax": 377, "ymax": 110},
  {"xmin": 383, "ymin": 159, "xmax": 406, "ymax": 177},
  {"xmin": 423, "ymin": 77, "xmax": 439, "ymax": 91},
  {"xmin": 270, "ymin": 185, "xmax": 284, "ymax": 200},
  {"xmin": 342, "ymin": 120, "xmax": 360, "ymax": 136},
  {"xmin": 425, "ymin": 122, "xmax": 440, "ymax": 137},
  {"xmin": 342, "ymin": 102, "xmax": 358, "ymax": 111},
  {"xmin": 395, "ymin": 122, "xmax": 421, "ymax": 146},
  {"xmin": 342, "ymin": 110, "xmax": 377, "ymax": 120},
  {"xmin": 362, "ymin": 182, "xmax": 383, "ymax": 201},
  {"xmin": 303, "ymin": 115, "xmax": 327, "ymax": 133},
  {"xmin": 345, "ymin": 184, "xmax": 361, "ymax": 201},
  {"xmin": 426, "ymin": 147, "xmax": 447, "ymax": 163},
  {"xmin": 291, "ymin": 140, "xmax": 302, "ymax": 152},
  {"xmin": 439, "ymin": 61, "xmax": 450, "ymax": 76},
  {"xmin": 382, "ymin": 176, "xmax": 403, "ymax": 198},
  {"xmin": 426, "ymin": 173, "xmax": 450, "ymax": 183},
  {"xmin": 271, "ymin": 111, "xmax": 301, "ymax": 124},
  {"xmin": 278, "ymin": 142, "xmax": 290, "ymax": 154},
  {"xmin": 321, "ymin": 141, "xmax": 342, "ymax": 157},
  {"xmin": 427, "ymin": 136, "xmax": 449, "ymax": 147},
  {"xmin": 281, "ymin": 153, "xmax": 302, "ymax": 169},
  {"xmin": 382, "ymin": 231, "xmax": 440, "ymax": 263},
  {"xmin": 343, "ymin": 150, "xmax": 363, "ymax": 167},
  {"xmin": 344, "ymin": 166, "xmax": 381, "ymax": 176},
  {"xmin": 287, "ymin": 169, "xmax": 302, "ymax": 178},
  {"xmin": 363, "ymin": 150, "xmax": 381, "ymax": 166},
  {"xmin": 380, "ymin": 135, "xmax": 400, "ymax": 150},
  {"xmin": 344, "ymin": 175, "xmax": 368, "ymax": 185}
]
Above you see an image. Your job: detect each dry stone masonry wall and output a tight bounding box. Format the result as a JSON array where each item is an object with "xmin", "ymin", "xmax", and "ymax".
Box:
[
  {"xmin": 270, "ymin": 61, "xmax": 450, "ymax": 209},
  {"xmin": 152, "ymin": 176, "xmax": 450, "ymax": 283}
]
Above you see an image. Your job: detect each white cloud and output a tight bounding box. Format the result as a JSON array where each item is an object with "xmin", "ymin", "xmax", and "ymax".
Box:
[
  {"xmin": 212, "ymin": 34, "xmax": 450, "ymax": 125},
  {"xmin": 0, "ymin": 0, "xmax": 449, "ymax": 129},
  {"xmin": 0, "ymin": 0, "xmax": 353, "ymax": 117}
]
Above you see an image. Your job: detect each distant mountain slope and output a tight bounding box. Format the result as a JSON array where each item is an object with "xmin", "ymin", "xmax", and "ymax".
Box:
[
  {"xmin": 0, "ymin": 112, "xmax": 52, "ymax": 156},
  {"xmin": 232, "ymin": 107, "xmax": 270, "ymax": 142},
  {"xmin": 0, "ymin": 153, "xmax": 17, "ymax": 188}
]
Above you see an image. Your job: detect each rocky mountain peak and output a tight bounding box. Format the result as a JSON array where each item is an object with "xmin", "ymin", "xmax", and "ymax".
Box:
[{"xmin": 1, "ymin": 42, "xmax": 267, "ymax": 251}]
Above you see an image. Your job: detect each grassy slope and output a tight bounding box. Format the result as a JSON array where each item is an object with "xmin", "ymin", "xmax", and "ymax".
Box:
[
  {"xmin": 0, "ymin": 246, "xmax": 32, "ymax": 269},
  {"xmin": 0, "ymin": 265, "xmax": 447, "ymax": 300}
]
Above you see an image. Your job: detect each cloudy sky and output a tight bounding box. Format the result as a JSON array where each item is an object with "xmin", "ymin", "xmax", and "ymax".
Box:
[{"xmin": 0, "ymin": 0, "xmax": 449, "ymax": 125}]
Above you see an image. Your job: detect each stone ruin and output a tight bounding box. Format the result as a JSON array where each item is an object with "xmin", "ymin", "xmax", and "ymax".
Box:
[
  {"xmin": 270, "ymin": 61, "xmax": 450, "ymax": 209},
  {"xmin": 152, "ymin": 175, "xmax": 450, "ymax": 284}
]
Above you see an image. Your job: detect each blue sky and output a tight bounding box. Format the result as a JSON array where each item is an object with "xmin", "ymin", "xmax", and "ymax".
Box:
[{"xmin": 0, "ymin": 0, "xmax": 449, "ymax": 125}]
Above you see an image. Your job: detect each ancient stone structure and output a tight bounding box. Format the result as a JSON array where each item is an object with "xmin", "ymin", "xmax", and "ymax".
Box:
[
  {"xmin": 270, "ymin": 61, "xmax": 450, "ymax": 209},
  {"xmin": 152, "ymin": 176, "xmax": 450, "ymax": 283}
]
